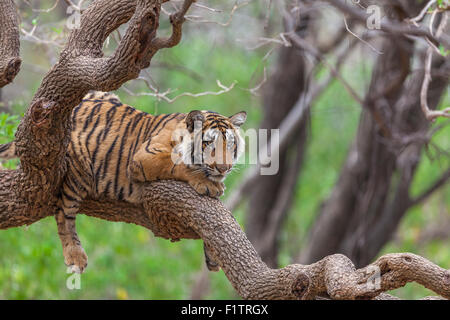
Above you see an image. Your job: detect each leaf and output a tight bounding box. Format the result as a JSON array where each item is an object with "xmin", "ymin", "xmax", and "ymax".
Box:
[{"xmin": 439, "ymin": 44, "xmax": 449, "ymax": 57}]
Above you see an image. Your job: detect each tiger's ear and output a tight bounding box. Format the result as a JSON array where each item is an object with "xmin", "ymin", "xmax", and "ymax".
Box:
[
  {"xmin": 186, "ymin": 110, "xmax": 205, "ymax": 132},
  {"xmin": 229, "ymin": 111, "xmax": 247, "ymax": 128}
]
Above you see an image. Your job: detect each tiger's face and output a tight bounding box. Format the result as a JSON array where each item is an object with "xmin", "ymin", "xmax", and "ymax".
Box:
[{"xmin": 176, "ymin": 110, "xmax": 247, "ymax": 182}]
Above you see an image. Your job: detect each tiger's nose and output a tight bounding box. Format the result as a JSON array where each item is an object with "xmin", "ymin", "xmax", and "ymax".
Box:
[{"xmin": 216, "ymin": 164, "xmax": 231, "ymax": 174}]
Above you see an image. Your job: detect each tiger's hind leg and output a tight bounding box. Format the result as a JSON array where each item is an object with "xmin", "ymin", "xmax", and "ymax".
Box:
[{"xmin": 55, "ymin": 181, "xmax": 88, "ymax": 273}]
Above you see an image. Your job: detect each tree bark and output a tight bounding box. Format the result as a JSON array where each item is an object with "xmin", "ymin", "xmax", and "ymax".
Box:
[
  {"xmin": 2, "ymin": 178, "xmax": 450, "ymax": 299},
  {"xmin": 0, "ymin": 0, "xmax": 21, "ymax": 88}
]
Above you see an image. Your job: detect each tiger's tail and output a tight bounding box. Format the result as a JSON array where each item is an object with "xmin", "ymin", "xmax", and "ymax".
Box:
[{"xmin": 0, "ymin": 142, "xmax": 17, "ymax": 159}]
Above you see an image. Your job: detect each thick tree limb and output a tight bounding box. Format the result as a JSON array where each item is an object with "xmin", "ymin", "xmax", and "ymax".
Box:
[
  {"xmin": 0, "ymin": 0, "xmax": 21, "ymax": 88},
  {"xmin": 0, "ymin": 0, "xmax": 193, "ymax": 229},
  {"xmin": 2, "ymin": 179, "xmax": 449, "ymax": 299}
]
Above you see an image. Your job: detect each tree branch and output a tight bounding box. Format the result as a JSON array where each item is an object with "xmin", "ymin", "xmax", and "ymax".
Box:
[
  {"xmin": 152, "ymin": 0, "xmax": 196, "ymax": 49},
  {"xmin": 4, "ymin": 179, "xmax": 449, "ymax": 299},
  {"xmin": 324, "ymin": 0, "xmax": 450, "ymax": 49},
  {"xmin": 0, "ymin": 0, "xmax": 21, "ymax": 88},
  {"xmin": 408, "ymin": 168, "xmax": 450, "ymax": 208}
]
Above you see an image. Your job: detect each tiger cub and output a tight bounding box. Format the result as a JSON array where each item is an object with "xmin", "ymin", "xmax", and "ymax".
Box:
[{"xmin": 0, "ymin": 91, "xmax": 246, "ymax": 273}]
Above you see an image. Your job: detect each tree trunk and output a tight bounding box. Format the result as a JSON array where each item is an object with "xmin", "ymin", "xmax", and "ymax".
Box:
[{"xmin": 245, "ymin": 14, "xmax": 311, "ymax": 268}]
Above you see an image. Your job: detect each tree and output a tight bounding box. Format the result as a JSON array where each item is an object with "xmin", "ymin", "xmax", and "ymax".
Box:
[
  {"xmin": 1, "ymin": 0, "xmax": 449, "ymax": 299},
  {"xmin": 299, "ymin": 0, "xmax": 450, "ymax": 267}
]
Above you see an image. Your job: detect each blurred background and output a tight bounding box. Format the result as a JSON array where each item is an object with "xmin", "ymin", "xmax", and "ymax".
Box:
[{"xmin": 0, "ymin": 0, "xmax": 449, "ymax": 299}]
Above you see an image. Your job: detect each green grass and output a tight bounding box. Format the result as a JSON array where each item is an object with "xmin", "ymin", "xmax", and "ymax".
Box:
[{"xmin": 0, "ymin": 36, "xmax": 448, "ymax": 299}]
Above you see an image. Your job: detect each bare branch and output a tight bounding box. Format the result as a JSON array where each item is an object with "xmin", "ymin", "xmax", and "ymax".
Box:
[
  {"xmin": 324, "ymin": 0, "xmax": 450, "ymax": 49},
  {"xmin": 408, "ymin": 168, "xmax": 450, "ymax": 208},
  {"xmin": 420, "ymin": 12, "xmax": 450, "ymax": 122},
  {"xmin": 24, "ymin": 0, "xmax": 60, "ymax": 13},
  {"xmin": 123, "ymin": 78, "xmax": 236, "ymax": 103},
  {"xmin": 286, "ymin": 31, "xmax": 364, "ymax": 105},
  {"xmin": 184, "ymin": 1, "xmax": 251, "ymax": 27},
  {"xmin": 152, "ymin": 0, "xmax": 196, "ymax": 49},
  {"xmin": 409, "ymin": 0, "xmax": 437, "ymax": 24}
]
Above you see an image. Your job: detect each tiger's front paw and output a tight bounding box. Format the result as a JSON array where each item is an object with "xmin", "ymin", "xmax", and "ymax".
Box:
[
  {"xmin": 189, "ymin": 179, "xmax": 225, "ymax": 198},
  {"xmin": 63, "ymin": 244, "xmax": 88, "ymax": 274}
]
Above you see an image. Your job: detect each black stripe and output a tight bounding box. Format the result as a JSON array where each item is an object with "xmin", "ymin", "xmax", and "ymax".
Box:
[
  {"xmin": 128, "ymin": 182, "xmax": 134, "ymax": 197},
  {"xmin": 145, "ymin": 139, "xmax": 153, "ymax": 153},
  {"xmin": 82, "ymin": 102, "xmax": 102, "ymax": 132},
  {"xmin": 71, "ymin": 103, "xmax": 83, "ymax": 129},
  {"xmin": 62, "ymin": 190, "xmax": 77, "ymax": 202},
  {"xmin": 152, "ymin": 113, "xmax": 180, "ymax": 137},
  {"xmin": 67, "ymin": 156, "xmax": 90, "ymax": 189},
  {"xmin": 0, "ymin": 142, "xmax": 11, "ymax": 153},
  {"xmin": 85, "ymin": 115, "xmax": 101, "ymax": 155},
  {"xmin": 91, "ymin": 127, "xmax": 104, "ymax": 168},
  {"xmin": 130, "ymin": 112, "xmax": 144, "ymax": 133},
  {"xmin": 118, "ymin": 187, "xmax": 124, "ymax": 201},
  {"xmin": 143, "ymin": 116, "xmax": 155, "ymax": 138},
  {"xmin": 102, "ymin": 105, "xmax": 118, "ymax": 142},
  {"xmin": 94, "ymin": 162, "xmax": 104, "ymax": 194},
  {"xmin": 114, "ymin": 118, "xmax": 132, "ymax": 196},
  {"xmin": 148, "ymin": 113, "xmax": 172, "ymax": 135},
  {"xmin": 102, "ymin": 135, "xmax": 119, "ymax": 180},
  {"xmin": 64, "ymin": 176, "xmax": 82, "ymax": 197},
  {"xmin": 103, "ymin": 180, "xmax": 112, "ymax": 196}
]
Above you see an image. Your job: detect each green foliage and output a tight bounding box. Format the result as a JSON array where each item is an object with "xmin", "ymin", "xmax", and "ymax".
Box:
[
  {"xmin": 0, "ymin": 113, "xmax": 19, "ymax": 140},
  {"xmin": 0, "ymin": 113, "xmax": 20, "ymax": 169}
]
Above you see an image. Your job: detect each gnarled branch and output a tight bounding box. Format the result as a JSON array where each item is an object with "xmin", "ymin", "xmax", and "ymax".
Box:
[
  {"xmin": 1, "ymin": 179, "xmax": 449, "ymax": 299},
  {"xmin": 0, "ymin": 0, "xmax": 21, "ymax": 88}
]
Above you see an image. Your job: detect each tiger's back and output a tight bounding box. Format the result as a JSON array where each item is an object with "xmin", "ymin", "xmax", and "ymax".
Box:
[{"xmin": 66, "ymin": 92, "xmax": 183, "ymax": 203}]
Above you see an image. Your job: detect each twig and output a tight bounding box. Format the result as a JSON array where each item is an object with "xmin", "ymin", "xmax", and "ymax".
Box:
[
  {"xmin": 123, "ymin": 79, "xmax": 236, "ymax": 103},
  {"xmin": 343, "ymin": 16, "xmax": 383, "ymax": 55},
  {"xmin": 409, "ymin": 0, "xmax": 437, "ymax": 24},
  {"xmin": 185, "ymin": 1, "xmax": 251, "ymax": 27},
  {"xmin": 408, "ymin": 168, "xmax": 450, "ymax": 208},
  {"xmin": 324, "ymin": 0, "xmax": 450, "ymax": 49},
  {"xmin": 24, "ymin": 0, "xmax": 60, "ymax": 13},
  {"xmin": 420, "ymin": 12, "xmax": 450, "ymax": 122}
]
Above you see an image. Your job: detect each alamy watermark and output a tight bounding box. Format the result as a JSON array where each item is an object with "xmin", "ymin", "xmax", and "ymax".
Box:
[
  {"xmin": 170, "ymin": 121, "xmax": 280, "ymax": 176},
  {"xmin": 66, "ymin": 267, "xmax": 81, "ymax": 290}
]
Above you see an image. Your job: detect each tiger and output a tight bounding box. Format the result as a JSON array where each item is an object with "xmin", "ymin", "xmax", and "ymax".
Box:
[{"xmin": 0, "ymin": 91, "xmax": 247, "ymax": 273}]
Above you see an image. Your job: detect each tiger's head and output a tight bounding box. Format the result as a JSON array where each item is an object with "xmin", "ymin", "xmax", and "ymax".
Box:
[{"xmin": 174, "ymin": 110, "xmax": 247, "ymax": 182}]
